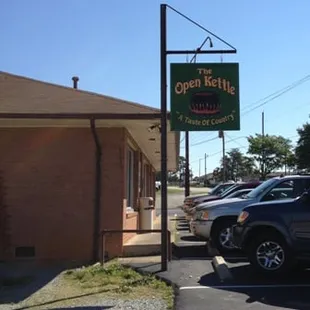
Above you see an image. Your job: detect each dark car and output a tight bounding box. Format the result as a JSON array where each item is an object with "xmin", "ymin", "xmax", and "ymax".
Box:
[
  {"xmin": 232, "ymin": 188, "xmax": 310, "ymax": 276},
  {"xmin": 185, "ymin": 181, "xmax": 261, "ymax": 216},
  {"xmin": 182, "ymin": 181, "xmax": 235, "ymax": 213},
  {"xmin": 208, "ymin": 182, "xmax": 236, "ymax": 196}
]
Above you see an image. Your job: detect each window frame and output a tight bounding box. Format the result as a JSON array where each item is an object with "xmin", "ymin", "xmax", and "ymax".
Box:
[{"xmin": 126, "ymin": 146, "xmax": 135, "ymax": 209}]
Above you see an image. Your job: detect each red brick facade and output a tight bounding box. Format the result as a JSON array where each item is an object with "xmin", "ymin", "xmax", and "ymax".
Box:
[{"xmin": 0, "ymin": 126, "xmax": 156, "ymax": 264}]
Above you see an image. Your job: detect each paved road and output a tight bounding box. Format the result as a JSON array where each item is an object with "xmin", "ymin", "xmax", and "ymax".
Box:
[{"xmin": 155, "ymin": 192, "xmax": 184, "ymax": 217}]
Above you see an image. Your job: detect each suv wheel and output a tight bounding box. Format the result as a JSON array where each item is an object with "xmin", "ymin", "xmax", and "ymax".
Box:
[
  {"xmin": 247, "ymin": 233, "xmax": 292, "ymax": 275},
  {"xmin": 212, "ymin": 219, "xmax": 237, "ymax": 253}
]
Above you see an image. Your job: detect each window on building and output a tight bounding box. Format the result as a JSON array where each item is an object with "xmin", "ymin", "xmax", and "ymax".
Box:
[
  {"xmin": 126, "ymin": 147, "xmax": 135, "ymax": 209},
  {"xmin": 143, "ymin": 163, "xmax": 149, "ymax": 197}
]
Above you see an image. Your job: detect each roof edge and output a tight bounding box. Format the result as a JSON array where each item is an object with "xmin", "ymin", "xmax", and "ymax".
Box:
[{"xmin": 0, "ymin": 71, "xmax": 162, "ymax": 113}]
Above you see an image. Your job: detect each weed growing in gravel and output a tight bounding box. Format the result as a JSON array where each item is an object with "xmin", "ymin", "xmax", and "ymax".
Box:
[{"xmin": 64, "ymin": 262, "xmax": 174, "ymax": 309}]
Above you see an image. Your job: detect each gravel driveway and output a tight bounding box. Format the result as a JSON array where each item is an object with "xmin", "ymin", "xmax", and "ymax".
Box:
[{"xmin": 0, "ymin": 266, "xmax": 170, "ymax": 310}]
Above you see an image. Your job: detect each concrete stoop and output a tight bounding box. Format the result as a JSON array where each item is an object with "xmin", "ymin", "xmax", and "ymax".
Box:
[
  {"xmin": 122, "ymin": 244, "xmax": 161, "ymax": 257},
  {"xmin": 122, "ymin": 215, "xmax": 162, "ymax": 257},
  {"xmin": 123, "ymin": 233, "xmax": 161, "ymax": 257}
]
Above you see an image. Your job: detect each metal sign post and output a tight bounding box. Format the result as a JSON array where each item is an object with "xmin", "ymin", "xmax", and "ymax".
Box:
[{"xmin": 160, "ymin": 3, "xmax": 237, "ymax": 271}]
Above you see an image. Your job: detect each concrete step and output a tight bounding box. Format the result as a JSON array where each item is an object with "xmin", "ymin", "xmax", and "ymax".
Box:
[{"xmin": 123, "ymin": 233, "xmax": 161, "ymax": 257}]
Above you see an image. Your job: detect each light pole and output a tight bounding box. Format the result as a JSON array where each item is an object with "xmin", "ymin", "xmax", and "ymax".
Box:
[{"xmin": 204, "ymin": 153, "xmax": 208, "ymax": 185}]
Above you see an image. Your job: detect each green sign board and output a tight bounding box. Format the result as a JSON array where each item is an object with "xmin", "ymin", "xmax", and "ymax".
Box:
[{"xmin": 170, "ymin": 63, "xmax": 240, "ymax": 131}]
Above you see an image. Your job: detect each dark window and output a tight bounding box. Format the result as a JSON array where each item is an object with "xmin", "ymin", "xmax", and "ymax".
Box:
[
  {"xmin": 262, "ymin": 179, "xmax": 301, "ymax": 201},
  {"xmin": 126, "ymin": 147, "xmax": 135, "ymax": 208},
  {"xmin": 15, "ymin": 246, "xmax": 35, "ymax": 258},
  {"xmin": 301, "ymin": 179, "xmax": 310, "ymax": 193}
]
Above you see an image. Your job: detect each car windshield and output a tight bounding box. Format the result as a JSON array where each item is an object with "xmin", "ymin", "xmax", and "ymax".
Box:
[
  {"xmin": 245, "ymin": 178, "xmax": 277, "ymax": 199},
  {"xmin": 220, "ymin": 185, "xmax": 239, "ymax": 198},
  {"xmin": 208, "ymin": 183, "xmax": 223, "ymax": 195},
  {"xmin": 211, "ymin": 183, "xmax": 235, "ymax": 196},
  {"xmin": 225, "ymin": 189, "xmax": 249, "ymax": 199}
]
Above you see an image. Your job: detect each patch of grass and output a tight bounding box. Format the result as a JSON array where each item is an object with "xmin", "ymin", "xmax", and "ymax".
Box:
[{"xmin": 64, "ymin": 262, "xmax": 174, "ymax": 309}]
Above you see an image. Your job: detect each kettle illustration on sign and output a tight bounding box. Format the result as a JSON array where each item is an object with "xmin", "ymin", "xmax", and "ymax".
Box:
[{"xmin": 190, "ymin": 91, "xmax": 221, "ymax": 115}]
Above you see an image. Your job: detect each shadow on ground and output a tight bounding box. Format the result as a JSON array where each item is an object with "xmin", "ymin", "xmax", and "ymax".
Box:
[
  {"xmin": 198, "ymin": 264, "xmax": 310, "ymax": 309},
  {"xmin": 0, "ymin": 262, "xmax": 67, "ymax": 304},
  {"xmin": 11, "ymin": 290, "xmax": 117, "ymax": 310},
  {"xmin": 180, "ymin": 235, "xmax": 205, "ymax": 242},
  {"xmin": 54, "ymin": 308, "xmax": 114, "ymax": 310}
]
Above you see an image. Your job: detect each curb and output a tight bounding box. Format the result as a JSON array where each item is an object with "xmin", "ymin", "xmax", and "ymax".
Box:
[{"xmin": 212, "ymin": 256, "xmax": 233, "ymax": 282}]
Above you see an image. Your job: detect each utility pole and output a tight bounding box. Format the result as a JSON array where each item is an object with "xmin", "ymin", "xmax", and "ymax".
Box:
[
  {"xmin": 262, "ymin": 111, "xmax": 265, "ymax": 181},
  {"xmin": 222, "ymin": 132, "xmax": 226, "ymax": 182},
  {"xmin": 204, "ymin": 153, "xmax": 207, "ymax": 186},
  {"xmin": 284, "ymin": 151, "xmax": 287, "ymax": 176},
  {"xmin": 219, "ymin": 130, "xmax": 226, "ymax": 182},
  {"xmin": 185, "ymin": 131, "xmax": 190, "ymax": 196}
]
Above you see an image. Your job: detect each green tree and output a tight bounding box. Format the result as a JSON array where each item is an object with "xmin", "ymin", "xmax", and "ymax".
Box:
[
  {"xmin": 295, "ymin": 122, "xmax": 310, "ymax": 171},
  {"xmin": 284, "ymin": 151, "xmax": 297, "ymax": 173},
  {"xmin": 212, "ymin": 167, "xmax": 223, "ymax": 183},
  {"xmin": 247, "ymin": 134, "xmax": 292, "ymax": 180},
  {"xmin": 156, "ymin": 156, "xmax": 193, "ymax": 183},
  {"xmin": 219, "ymin": 148, "xmax": 256, "ymax": 181}
]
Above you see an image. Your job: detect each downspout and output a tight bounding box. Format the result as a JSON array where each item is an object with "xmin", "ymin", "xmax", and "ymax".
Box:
[{"xmin": 90, "ymin": 118, "xmax": 102, "ymax": 263}]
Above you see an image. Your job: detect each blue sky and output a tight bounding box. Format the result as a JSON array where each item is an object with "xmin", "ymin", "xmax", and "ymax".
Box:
[{"xmin": 1, "ymin": 0, "xmax": 310, "ymax": 176}]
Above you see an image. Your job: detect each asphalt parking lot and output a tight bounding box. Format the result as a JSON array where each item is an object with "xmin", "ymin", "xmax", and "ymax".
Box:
[
  {"xmin": 170, "ymin": 215, "xmax": 310, "ymax": 310},
  {"xmin": 152, "ymin": 191, "xmax": 310, "ymax": 309}
]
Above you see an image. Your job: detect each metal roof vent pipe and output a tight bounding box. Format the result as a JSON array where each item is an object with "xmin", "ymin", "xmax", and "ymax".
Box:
[{"xmin": 72, "ymin": 76, "xmax": 79, "ymax": 89}]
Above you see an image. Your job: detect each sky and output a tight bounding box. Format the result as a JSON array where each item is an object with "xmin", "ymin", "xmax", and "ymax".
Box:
[{"xmin": 1, "ymin": 0, "xmax": 310, "ymax": 177}]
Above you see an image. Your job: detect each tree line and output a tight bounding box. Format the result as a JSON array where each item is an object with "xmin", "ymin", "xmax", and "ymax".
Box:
[
  {"xmin": 155, "ymin": 118, "xmax": 310, "ymax": 184},
  {"xmin": 213, "ymin": 118, "xmax": 310, "ymax": 181}
]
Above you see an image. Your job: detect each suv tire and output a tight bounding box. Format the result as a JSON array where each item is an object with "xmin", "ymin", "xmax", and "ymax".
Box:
[
  {"xmin": 246, "ymin": 232, "xmax": 293, "ymax": 275},
  {"xmin": 212, "ymin": 218, "xmax": 237, "ymax": 253}
]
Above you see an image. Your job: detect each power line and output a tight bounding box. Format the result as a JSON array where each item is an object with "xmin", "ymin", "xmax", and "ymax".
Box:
[
  {"xmin": 190, "ymin": 135, "xmax": 218, "ymax": 147},
  {"xmin": 241, "ymin": 74, "xmax": 310, "ymax": 111},
  {"xmin": 190, "ymin": 135, "xmax": 247, "ymax": 163},
  {"xmin": 225, "ymin": 134, "xmax": 246, "ymax": 148},
  {"xmin": 241, "ymin": 76, "xmax": 310, "ymax": 116}
]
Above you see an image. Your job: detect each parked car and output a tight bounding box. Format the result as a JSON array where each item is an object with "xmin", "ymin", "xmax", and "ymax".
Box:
[
  {"xmin": 232, "ymin": 188, "xmax": 310, "ymax": 275},
  {"xmin": 182, "ymin": 181, "xmax": 235, "ymax": 213},
  {"xmin": 190, "ymin": 175, "xmax": 310, "ymax": 252},
  {"xmin": 155, "ymin": 181, "xmax": 161, "ymax": 191},
  {"xmin": 224, "ymin": 188, "xmax": 253, "ymax": 199},
  {"xmin": 184, "ymin": 182, "xmax": 260, "ymax": 217}
]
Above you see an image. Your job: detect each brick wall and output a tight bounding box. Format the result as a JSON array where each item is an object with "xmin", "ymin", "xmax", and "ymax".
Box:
[
  {"xmin": 0, "ymin": 127, "xmax": 126, "ymax": 263},
  {"xmin": 98, "ymin": 128, "xmax": 125, "ymax": 258},
  {"xmin": 0, "ymin": 128, "xmax": 96, "ymax": 262},
  {"xmin": 0, "ymin": 126, "xmax": 158, "ymax": 262}
]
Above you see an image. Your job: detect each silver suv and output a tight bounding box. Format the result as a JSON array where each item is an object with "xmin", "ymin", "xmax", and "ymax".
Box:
[{"xmin": 190, "ymin": 175, "xmax": 310, "ymax": 253}]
